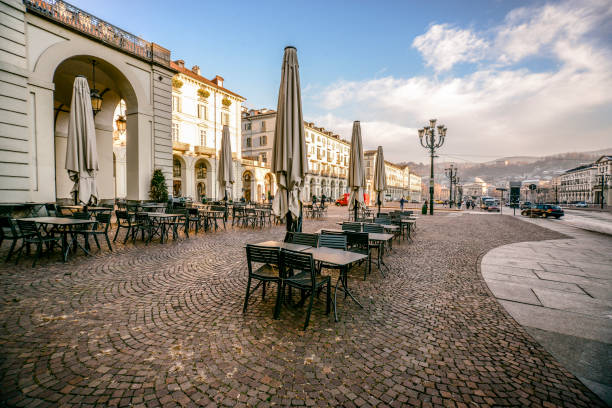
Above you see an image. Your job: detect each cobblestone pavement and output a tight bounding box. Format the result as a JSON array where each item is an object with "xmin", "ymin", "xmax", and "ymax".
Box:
[{"xmin": 0, "ymin": 209, "xmax": 606, "ymax": 407}]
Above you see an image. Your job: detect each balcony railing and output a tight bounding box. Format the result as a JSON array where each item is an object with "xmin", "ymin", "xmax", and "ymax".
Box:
[
  {"xmin": 194, "ymin": 145, "xmax": 215, "ymax": 156},
  {"xmin": 24, "ymin": 0, "xmax": 170, "ymax": 66},
  {"xmin": 172, "ymin": 141, "xmax": 190, "ymax": 152}
]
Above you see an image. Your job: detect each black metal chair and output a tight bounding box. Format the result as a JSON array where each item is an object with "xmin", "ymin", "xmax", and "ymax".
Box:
[
  {"xmin": 341, "ymin": 222, "xmax": 362, "ymax": 232},
  {"xmin": 44, "ymin": 203, "xmax": 58, "ymax": 217},
  {"xmin": 77, "ymin": 213, "xmax": 113, "ymax": 252},
  {"xmin": 319, "ymin": 233, "xmax": 347, "ymax": 250},
  {"xmin": 289, "ymin": 232, "xmax": 319, "ymax": 247},
  {"xmin": 113, "ymin": 210, "xmax": 134, "ymax": 244},
  {"xmin": 0, "ymin": 216, "xmax": 33, "ymax": 262},
  {"xmin": 346, "ymin": 231, "xmax": 372, "ymax": 280},
  {"xmin": 132, "ymin": 213, "xmax": 153, "ymax": 244},
  {"xmin": 187, "ymin": 208, "xmax": 202, "ymax": 234},
  {"xmin": 363, "ymin": 223, "xmax": 385, "ymax": 269},
  {"xmin": 14, "ymin": 220, "xmax": 61, "ymax": 267},
  {"xmin": 279, "ymin": 249, "xmax": 331, "ymax": 330},
  {"xmin": 243, "ymin": 245, "xmax": 283, "ymax": 318}
]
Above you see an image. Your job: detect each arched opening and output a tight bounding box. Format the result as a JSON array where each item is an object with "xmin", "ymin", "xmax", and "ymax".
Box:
[
  {"xmin": 330, "ymin": 180, "xmax": 336, "ymax": 199},
  {"xmin": 264, "ymin": 173, "xmax": 274, "ymax": 201},
  {"xmin": 257, "ymin": 184, "xmax": 263, "ymax": 202},
  {"xmin": 243, "ymin": 171, "xmax": 253, "ymax": 202},
  {"xmin": 320, "ymin": 179, "xmax": 327, "ymax": 199},
  {"xmin": 52, "ymin": 55, "xmax": 139, "ymax": 203},
  {"xmin": 173, "ymin": 156, "xmax": 185, "ymax": 197},
  {"xmin": 309, "ymin": 178, "xmax": 315, "ymax": 200},
  {"xmin": 194, "ymin": 159, "xmax": 211, "ymax": 201}
]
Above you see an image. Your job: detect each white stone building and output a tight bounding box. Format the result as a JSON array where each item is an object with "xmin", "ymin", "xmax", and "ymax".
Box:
[
  {"xmin": 363, "ymin": 151, "xmax": 418, "ymax": 204},
  {"xmin": 241, "ymin": 109, "xmax": 351, "ymax": 201},
  {"xmin": 0, "ymin": 0, "xmax": 176, "ymax": 203},
  {"xmin": 558, "ymin": 164, "xmax": 597, "ymax": 204}
]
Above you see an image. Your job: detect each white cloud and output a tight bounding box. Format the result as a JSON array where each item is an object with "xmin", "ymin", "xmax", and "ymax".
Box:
[
  {"xmin": 313, "ymin": 0, "xmax": 612, "ymax": 165},
  {"xmin": 412, "ymin": 24, "xmax": 488, "ymax": 72}
]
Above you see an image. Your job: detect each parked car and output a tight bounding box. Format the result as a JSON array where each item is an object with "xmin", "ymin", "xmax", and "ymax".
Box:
[
  {"xmin": 335, "ymin": 194, "xmax": 349, "ymax": 206},
  {"xmin": 487, "ymin": 202, "xmax": 500, "ymax": 212},
  {"xmin": 520, "ymin": 201, "xmax": 532, "ymax": 210},
  {"xmin": 575, "ymin": 201, "xmax": 588, "ymax": 208},
  {"xmin": 521, "ymin": 204, "xmax": 564, "ymax": 219}
]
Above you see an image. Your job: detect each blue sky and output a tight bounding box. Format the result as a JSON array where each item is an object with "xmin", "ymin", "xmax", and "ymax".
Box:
[{"xmin": 75, "ymin": 0, "xmax": 612, "ymax": 163}]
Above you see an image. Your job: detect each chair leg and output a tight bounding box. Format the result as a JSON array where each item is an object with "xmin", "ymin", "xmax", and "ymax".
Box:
[
  {"xmin": 113, "ymin": 226, "xmax": 121, "ymax": 243},
  {"xmin": 243, "ymin": 277, "xmax": 252, "ymax": 313},
  {"xmin": 273, "ymin": 281, "xmax": 283, "ymax": 319},
  {"xmin": 262, "ymin": 281, "xmax": 266, "ymax": 300},
  {"xmin": 5, "ymin": 239, "xmax": 17, "ymax": 262},
  {"xmin": 326, "ymin": 281, "xmax": 331, "ymax": 315},
  {"xmin": 105, "ymin": 233, "xmax": 113, "ymax": 252},
  {"xmin": 93, "ymin": 234, "xmax": 101, "ymax": 250},
  {"xmin": 303, "ymin": 291, "xmax": 315, "ymax": 331},
  {"xmin": 32, "ymin": 242, "xmax": 42, "ymax": 267}
]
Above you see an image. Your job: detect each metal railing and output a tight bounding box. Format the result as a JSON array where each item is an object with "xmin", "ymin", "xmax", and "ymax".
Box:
[{"xmin": 24, "ymin": 0, "xmax": 170, "ymax": 66}]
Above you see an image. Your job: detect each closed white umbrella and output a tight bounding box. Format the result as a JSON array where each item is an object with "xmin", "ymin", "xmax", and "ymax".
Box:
[
  {"xmin": 373, "ymin": 145, "xmax": 387, "ymax": 216},
  {"xmin": 271, "ymin": 46, "xmax": 308, "ymax": 231},
  {"xmin": 217, "ymin": 125, "xmax": 234, "ymax": 200},
  {"xmin": 348, "ymin": 121, "xmax": 366, "ymax": 221},
  {"xmin": 65, "ymin": 75, "xmax": 98, "ymax": 205}
]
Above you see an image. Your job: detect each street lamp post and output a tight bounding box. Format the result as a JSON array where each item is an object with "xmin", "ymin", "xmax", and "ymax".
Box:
[
  {"xmin": 445, "ymin": 164, "xmax": 457, "ymax": 208},
  {"xmin": 419, "ymin": 119, "xmax": 446, "ymax": 215}
]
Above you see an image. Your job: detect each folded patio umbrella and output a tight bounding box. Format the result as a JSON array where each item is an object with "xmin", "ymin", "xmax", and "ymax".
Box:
[
  {"xmin": 373, "ymin": 145, "xmax": 387, "ymax": 216},
  {"xmin": 65, "ymin": 75, "xmax": 98, "ymax": 205},
  {"xmin": 348, "ymin": 121, "xmax": 366, "ymax": 221},
  {"xmin": 271, "ymin": 46, "xmax": 308, "ymax": 232},
  {"xmin": 217, "ymin": 125, "xmax": 235, "ymax": 200}
]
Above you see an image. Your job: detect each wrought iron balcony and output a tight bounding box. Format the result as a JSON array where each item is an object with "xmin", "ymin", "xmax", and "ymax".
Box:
[{"xmin": 25, "ymin": 0, "xmax": 171, "ymax": 66}]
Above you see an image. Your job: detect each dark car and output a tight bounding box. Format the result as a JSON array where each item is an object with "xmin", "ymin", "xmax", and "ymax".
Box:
[
  {"xmin": 521, "ymin": 204, "xmax": 564, "ymax": 219},
  {"xmin": 520, "ymin": 201, "xmax": 532, "ymax": 210}
]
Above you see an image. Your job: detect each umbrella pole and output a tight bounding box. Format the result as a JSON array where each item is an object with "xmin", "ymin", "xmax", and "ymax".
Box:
[
  {"xmin": 377, "ymin": 192, "xmax": 381, "ymax": 217},
  {"xmin": 285, "ymin": 190, "xmax": 293, "ymax": 232},
  {"xmin": 354, "ymin": 201, "xmax": 358, "ymax": 222}
]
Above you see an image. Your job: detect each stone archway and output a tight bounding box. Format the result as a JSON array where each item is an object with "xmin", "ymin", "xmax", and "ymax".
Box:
[
  {"xmin": 172, "ymin": 156, "xmax": 186, "ymax": 197},
  {"xmin": 243, "ymin": 171, "xmax": 254, "ymax": 202},
  {"xmin": 194, "ymin": 158, "xmax": 211, "ymax": 201}
]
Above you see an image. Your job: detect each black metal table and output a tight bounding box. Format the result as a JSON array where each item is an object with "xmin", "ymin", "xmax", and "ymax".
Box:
[
  {"xmin": 19, "ymin": 217, "xmax": 96, "ymax": 262},
  {"xmin": 302, "ymin": 247, "xmax": 367, "ymax": 322}
]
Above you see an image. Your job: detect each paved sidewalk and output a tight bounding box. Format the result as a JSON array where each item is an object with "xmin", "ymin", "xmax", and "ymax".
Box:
[{"xmin": 482, "ymin": 217, "xmax": 612, "ymax": 406}]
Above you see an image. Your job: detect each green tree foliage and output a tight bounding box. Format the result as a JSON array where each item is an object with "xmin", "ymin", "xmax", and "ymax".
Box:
[{"xmin": 149, "ymin": 169, "xmax": 169, "ymax": 202}]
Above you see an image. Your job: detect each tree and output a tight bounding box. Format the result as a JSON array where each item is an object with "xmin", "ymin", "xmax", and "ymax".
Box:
[{"xmin": 149, "ymin": 169, "xmax": 169, "ymax": 202}]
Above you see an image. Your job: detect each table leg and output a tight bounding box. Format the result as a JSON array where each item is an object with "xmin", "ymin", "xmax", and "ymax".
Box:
[{"xmin": 61, "ymin": 229, "xmax": 69, "ymax": 262}]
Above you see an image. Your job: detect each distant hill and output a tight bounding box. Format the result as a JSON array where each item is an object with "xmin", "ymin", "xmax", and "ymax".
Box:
[{"xmin": 402, "ymin": 148, "xmax": 611, "ymax": 185}]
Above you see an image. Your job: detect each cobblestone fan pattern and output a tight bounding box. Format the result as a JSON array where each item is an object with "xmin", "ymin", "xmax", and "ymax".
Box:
[{"xmin": 0, "ymin": 212, "xmax": 606, "ymax": 407}]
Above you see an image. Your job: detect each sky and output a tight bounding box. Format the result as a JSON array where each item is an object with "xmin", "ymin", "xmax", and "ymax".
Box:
[{"xmin": 75, "ymin": 0, "xmax": 612, "ymax": 164}]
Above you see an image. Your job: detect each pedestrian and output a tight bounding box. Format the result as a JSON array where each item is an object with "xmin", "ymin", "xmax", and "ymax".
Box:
[
  {"xmin": 322, "ymin": 193, "xmax": 327, "ymax": 204},
  {"xmin": 400, "ymin": 196, "xmax": 405, "ymax": 210},
  {"xmin": 312, "ymin": 195, "xmax": 317, "ymax": 205},
  {"xmin": 457, "ymin": 201, "xmax": 462, "ymax": 209}
]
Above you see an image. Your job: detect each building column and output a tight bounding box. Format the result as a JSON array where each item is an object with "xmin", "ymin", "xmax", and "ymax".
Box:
[
  {"xmin": 126, "ymin": 112, "xmax": 153, "ymax": 200},
  {"xmin": 183, "ymin": 155, "xmax": 196, "ymax": 199}
]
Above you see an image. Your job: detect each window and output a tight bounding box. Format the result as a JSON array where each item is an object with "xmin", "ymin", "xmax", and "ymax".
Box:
[
  {"xmin": 197, "ymin": 104, "xmax": 207, "ymax": 120},
  {"xmin": 246, "ymin": 138, "xmax": 252, "ymax": 147},
  {"xmin": 172, "ymin": 123, "xmax": 179, "ymax": 142},
  {"xmin": 261, "ymin": 121, "xmax": 266, "ymax": 131},
  {"xmin": 260, "ymin": 152, "xmax": 267, "ymax": 163},
  {"xmin": 260, "ymin": 135, "xmax": 267, "ymax": 146},
  {"xmin": 172, "ymin": 95, "xmax": 181, "ymax": 112},
  {"xmin": 173, "ymin": 158, "xmax": 181, "ymax": 177},
  {"xmin": 222, "ymin": 112, "xmax": 230, "ymax": 126},
  {"xmin": 196, "ymin": 162, "xmax": 207, "ymax": 179},
  {"xmin": 199, "ymin": 129, "xmax": 206, "ymax": 146},
  {"xmin": 245, "ymin": 122, "xmax": 251, "ymax": 130}
]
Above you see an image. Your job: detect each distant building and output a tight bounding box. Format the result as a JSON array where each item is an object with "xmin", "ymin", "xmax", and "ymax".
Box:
[
  {"xmin": 363, "ymin": 151, "xmax": 420, "ymax": 204},
  {"xmin": 558, "ymin": 163, "xmax": 597, "ymax": 204},
  {"xmin": 241, "ymin": 109, "xmax": 351, "ymax": 200},
  {"xmin": 593, "ymin": 155, "xmax": 612, "ymax": 206}
]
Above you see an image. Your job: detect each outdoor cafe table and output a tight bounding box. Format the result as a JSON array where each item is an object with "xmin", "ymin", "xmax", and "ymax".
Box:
[
  {"xmin": 302, "ymin": 246, "xmax": 367, "ymax": 322},
  {"xmin": 317, "ymin": 228, "xmax": 394, "ymax": 271},
  {"xmin": 139, "ymin": 203, "xmax": 167, "ymax": 212},
  {"xmin": 140, "ymin": 212, "xmax": 182, "ymax": 243},
  {"xmin": 336, "ymin": 221, "xmax": 399, "ymax": 234},
  {"xmin": 199, "ymin": 209, "xmax": 225, "ymax": 231},
  {"xmin": 19, "ymin": 216, "xmax": 96, "ymax": 262},
  {"xmin": 250, "ymin": 241, "xmax": 367, "ymax": 321}
]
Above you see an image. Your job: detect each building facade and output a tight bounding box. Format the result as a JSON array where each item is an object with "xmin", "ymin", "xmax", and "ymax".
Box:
[
  {"xmin": 558, "ymin": 164, "xmax": 597, "ymax": 204},
  {"xmin": 593, "ymin": 155, "xmax": 612, "ymax": 206},
  {"xmin": 363, "ymin": 151, "xmax": 419, "ymax": 204},
  {"xmin": 0, "ymin": 0, "xmax": 175, "ymax": 203},
  {"xmin": 241, "ymin": 109, "xmax": 351, "ymax": 200},
  {"xmin": 167, "ymin": 61, "xmax": 245, "ymax": 200}
]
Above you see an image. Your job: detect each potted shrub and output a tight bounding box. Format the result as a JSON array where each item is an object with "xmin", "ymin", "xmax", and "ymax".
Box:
[
  {"xmin": 198, "ymin": 88, "xmax": 210, "ymax": 99},
  {"xmin": 149, "ymin": 169, "xmax": 169, "ymax": 202},
  {"xmin": 172, "ymin": 78, "xmax": 183, "ymax": 89},
  {"xmin": 421, "ymin": 201, "xmax": 428, "ymax": 214},
  {"xmin": 221, "ymin": 97, "xmax": 232, "ymax": 107}
]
